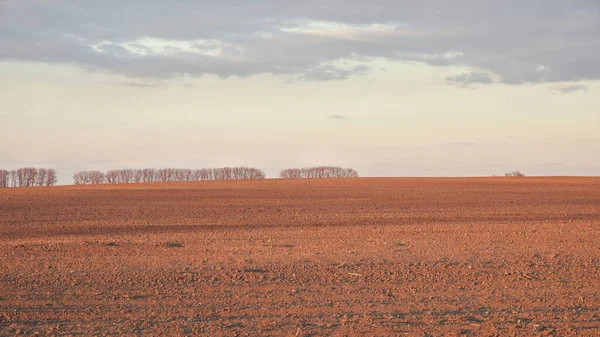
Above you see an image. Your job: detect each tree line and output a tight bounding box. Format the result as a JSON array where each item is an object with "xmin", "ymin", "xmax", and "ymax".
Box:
[
  {"xmin": 279, "ymin": 166, "xmax": 359, "ymax": 179},
  {"xmin": 505, "ymin": 171, "xmax": 525, "ymax": 177},
  {"xmin": 1, "ymin": 165, "xmax": 362, "ymax": 188},
  {"xmin": 0, "ymin": 168, "xmax": 58, "ymax": 188},
  {"xmin": 72, "ymin": 167, "xmax": 266, "ymax": 185}
]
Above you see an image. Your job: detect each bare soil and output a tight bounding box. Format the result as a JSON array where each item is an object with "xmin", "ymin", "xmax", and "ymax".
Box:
[{"xmin": 1, "ymin": 177, "xmax": 599, "ymax": 336}]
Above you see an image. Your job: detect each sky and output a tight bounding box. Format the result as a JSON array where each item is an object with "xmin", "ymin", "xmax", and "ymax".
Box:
[{"xmin": 1, "ymin": 0, "xmax": 599, "ymax": 183}]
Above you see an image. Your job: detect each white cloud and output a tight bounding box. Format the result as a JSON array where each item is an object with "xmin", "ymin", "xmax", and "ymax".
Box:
[
  {"xmin": 92, "ymin": 37, "xmax": 240, "ymax": 59},
  {"xmin": 279, "ymin": 20, "xmax": 401, "ymax": 41}
]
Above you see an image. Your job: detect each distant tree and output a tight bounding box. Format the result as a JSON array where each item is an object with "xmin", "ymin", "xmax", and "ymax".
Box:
[
  {"xmin": 212, "ymin": 168, "xmax": 223, "ymax": 180},
  {"xmin": 105, "ymin": 170, "xmax": 120, "ymax": 184},
  {"xmin": 88, "ymin": 171, "xmax": 105, "ymax": 184},
  {"xmin": 280, "ymin": 168, "xmax": 302, "ymax": 179},
  {"xmin": 46, "ymin": 169, "xmax": 58, "ymax": 186},
  {"xmin": 505, "ymin": 171, "xmax": 525, "ymax": 177},
  {"xmin": 280, "ymin": 166, "xmax": 358, "ymax": 179},
  {"xmin": 247, "ymin": 167, "xmax": 266, "ymax": 179},
  {"xmin": 0, "ymin": 170, "xmax": 9, "ymax": 188},
  {"xmin": 73, "ymin": 171, "xmax": 89, "ymax": 185},
  {"xmin": 156, "ymin": 168, "xmax": 170, "ymax": 182},
  {"xmin": 63, "ymin": 166, "xmax": 266, "ymax": 186},
  {"xmin": 141, "ymin": 168, "xmax": 156, "ymax": 182},
  {"xmin": 172, "ymin": 169, "xmax": 183, "ymax": 181},
  {"xmin": 9, "ymin": 170, "xmax": 17, "ymax": 187},
  {"xmin": 182, "ymin": 169, "xmax": 193, "ymax": 181},
  {"xmin": 16, "ymin": 167, "xmax": 39, "ymax": 187},
  {"xmin": 119, "ymin": 169, "xmax": 134, "ymax": 183},
  {"xmin": 1, "ymin": 168, "xmax": 57, "ymax": 187},
  {"xmin": 36, "ymin": 168, "xmax": 48, "ymax": 186},
  {"xmin": 197, "ymin": 168, "xmax": 210, "ymax": 181},
  {"xmin": 133, "ymin": 169, "xmax": 143, "ymax": 183},
  {"xmin": 26, "ymin": 167, "xmax": 38, "ymax": 187},
  {"xmin": 16, "ymin": 168, "xmax": 26, "ymax": 187}
]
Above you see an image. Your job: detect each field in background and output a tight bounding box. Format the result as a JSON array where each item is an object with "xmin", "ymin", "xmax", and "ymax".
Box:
[{"xmin": 1, "ymin": 177, "xmax": 599, "ymax": 335}]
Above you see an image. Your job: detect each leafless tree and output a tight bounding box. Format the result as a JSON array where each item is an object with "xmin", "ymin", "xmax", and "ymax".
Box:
[
  {"xmin": 182, "ymin": 169, "xmax": 193, "ymax": 181},
  {"xmin": 36, "ymin": 168, "xmax": 48, "ymax": 186},
  {"xmin": 141, "ymin": 168, "xmax": 156, "ymax": 182},
  {"xmin": 73, "ymin": 171, "xmax": 89, "ymax": 185},
  {"xmin": 9, "ymin": 170, "xmax": 17, "ymax": 187},
  {"xmin": 70, "ymin": 166, "xmax": 266, "ymax": 186},
  {"xmin": 16, "ymin": 167, "xmax": 39, "ymax": 187},
  {"xmin": 27, "ymin": 168, "xmax": 38, "ymax": 186},
  {"xmin": 133, "ymin": 169, "xmax": 143, "ymax": 183},
  {"xmin": 16, "ymin": 168, "xmax": 26, "ymax": 187},
  {"xmin": 37, "ymin": 169, "xmax": 46, "ymax": 186},
  {"xmin": 280, "ymin": 168, "xmax": 302, "ymax": 179},
  {"xmin": 88, "ymin": 171, "xmax": 105, "ymax": 184},
  {"xmin": 280, "ymin": 166, "xmax": 359, "ymax": 179},
  {"xmin": 505, "ymin": 171, "xmax": 525, "ymax": 177},
  {"xmin": 172, "ymin": 169, "xmax": 183, "ymax": 181},
  {"xmin": 198, "ymin": 168, "xmax": 211, "ymax": 181},
  {"xmin": 46, "ymin": 169, "xmax": 57, "ymax": 186},
  {"xmin": 212, "ymin": 168, "xmax": 224, "ymax": 180},
  {"xmin": 0, "ymin": 170, "xmax": 9, "ymax": 188},
  {"xmin": 247, "ymin": 167, "xmax": 266, "ymax": 179},
  {"xmin": 156, "ymin": 168, "xmax": 170, "ymax": 182},
  {"xmin": 119, "ymin": 169, "xmax": 134, "ymax": 183},
  {"xmin": 105, "ymin": 170, "xmax": 120, "ymax": 184},
  {"xmin": 2, "ymin": 168, "xmax": 58, "ymax": 187}
]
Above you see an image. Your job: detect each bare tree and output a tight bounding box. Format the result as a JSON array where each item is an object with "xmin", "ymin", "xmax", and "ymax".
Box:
[
  {"xmin": 2, "ymin": 168, "xmax": 58, "ymax": 187},
  {"xmin": 172, "ymin": 169, "xmax": 183, "ymax": 181},
  {"xmin": 141, "ymin": 168, "xmax": 156, "ymax": 182},
  {"xmin": 9, "ymin": 170, "xmax": 17, "ymax": 187},
  {"xmin": 16, "ymin": 168, "xmax": 26, "ymax": 187},
  {"xmin": 345, "ymin": 168, "xmax": 359, "ymax": 178},
  {"xmin": 241, "ymin": 167, "xmax": 263, "ymax": 180},
  {"xmin": 280, "ymin": 168, "xmax": 302, "ymax": 179},
  {"xmin": 280, "ymin": 166, "xmax": 358, "ymax": 179},
  {"xmin": 66, "ymin": 166, "xmax": 267, "ymax": 186},
  {"xmin": 46, "ymin": 169, "xmax": 58, "ymax": 186},
  {"xmin": 73, "ymin": 171, "xmax": 89, "ymax": 185},
  {"xmin": 505, "ymin": 171, "xmax": 525, "ymax": 177},
  {"xmin": 105, "ymin": 170, "xmax": 120, "ymax": 184},
  {"xmin": 133, "ymin": 169, "xmax": 143, "ymax": 183},
  {"xmin": 36, "ymin": 168, "xmax": 48, "ymax": 186},
  {"xmin": 26, "ymin": 167, "xmax": 38, "ymax": 187},
  {"xmin": 198, "ymin": 168, "xmax": 211, "ymax": 181},
  {"xmin": 182, "ymin": 169, "xmax": 193, "ymax": 181},
  {"xmin": 16, "ymin": 167, "xmax": 39, "ymax": 187},
  {"xmin": 118, "ymin": 169, "xmax": 134, "ymax": 183},
  {"xmin": 88, "ymin": 171, "xmax": 105, "ymax": 184},
  {"xmin": 156, "ymin": 168, "xmax": 170, "ymax": 182},
  {"xmin": 0, "ymin": 170, "xmax": 9, "ymax": 188}
]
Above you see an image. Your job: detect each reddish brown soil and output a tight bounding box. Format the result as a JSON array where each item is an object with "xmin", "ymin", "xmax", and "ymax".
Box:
[{"xmin": 1, "ymin": 177, "xmax": 599, "ymax": 336}]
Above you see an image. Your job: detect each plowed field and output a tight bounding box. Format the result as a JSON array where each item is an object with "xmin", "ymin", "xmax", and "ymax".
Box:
[{"xmin": 1, "ymin": 177, "xmax": 599, "ymax": 336}]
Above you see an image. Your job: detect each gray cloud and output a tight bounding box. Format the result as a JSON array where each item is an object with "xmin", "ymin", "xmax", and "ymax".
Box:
[
  {"xmin": 120, "ymin": 81, "xmax": 162, "ymax": 88},
  {"xmin": 328, "ymin": 114, "xmax": 348, "ymax": 120},
  {"xmin": 447, "ymin": 72, "xmax": 496, "ymax": 86},
  {"xmin": 292, "ymin": 64, "xmax": 371, "ymax": 81},
  {"xmin": 549, "ymin": 83, "xmax": 589, "ymax": 94},
  {"xmin": 1, "ymin": 1, "xmax": 599, "ymax": 84}
]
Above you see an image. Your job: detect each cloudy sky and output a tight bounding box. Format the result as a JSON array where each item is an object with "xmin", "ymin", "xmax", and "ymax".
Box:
[{"xmin": 1, "ymin": 0, "xmax": 599, "ymax": 183}]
